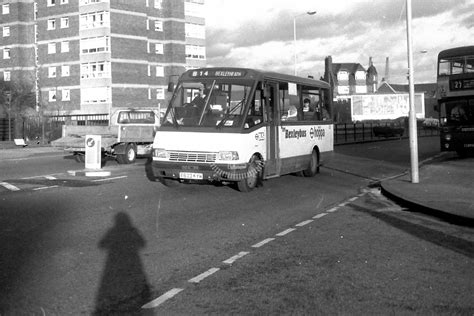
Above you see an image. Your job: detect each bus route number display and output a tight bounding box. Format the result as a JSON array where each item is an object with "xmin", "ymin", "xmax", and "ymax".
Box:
[
  {"xmin": 450, "ymin": 78, "xmax": 474, "ymax": 91},
  {"xmin": 190, "ymin": 70, "xmax": 247, "ymax": 78}
]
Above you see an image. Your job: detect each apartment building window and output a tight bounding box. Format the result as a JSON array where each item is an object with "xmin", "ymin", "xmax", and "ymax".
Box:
[
  {"xmin": 47, "ymin": 0, "xmax": 56, "ymax": 6},
  {"xmin": 49, "ymin": 90, "xmax": 57, "ymax": 102},
  {"xmin": 48, "ymin": 43, "xmax": 56, "ymax": 54},
  {"xmin": 155, "ymin": 43, "xmax": 163, "ymax": 54},
  {"xmin": 61, "ymin": 65, "xmax": 70, "ymax": 77},
  {"xmin": 61, "ymin": 0, "xmax": 69, "ymax": 4},
  {"xmin": 60, "ymin": 17, "xmax": 69, "ymax": 28},
  {"xmin": 185, "ymin": 1, "xmax": 204, "ymax": 18},
  {"xmin": 154, "ymin": 0, "xmax": 162, "ymax": 9},
  {"xmin": 156, "ymin": 88, "xmax": 165, "ymax": 100},
  {"xmin": 61, "ymin": 41, "xmax": 69, "ymax": 53},
  {"xmin": 47, "ymin": 19, "xmax": 56, "ymax": 30},
  {"xmin": 80, "ymin": 36, "xmax": 109, "ymax": 54},
  {"xmin": 147, "ymin": 65, "xmax": 151, "ymax": 76},
  {"xmin": 80, "ymin": 11, "xmax": 110, "ymax": 30},
  {"xmin": 186, "ymin": 45, "xmax": 206, "ymax": 59},
  {"xmin": 81, "ymin": 87, "xmax": 110, "ymax": 104},
  {"xmin": 3, "ymin": 26, "xmax": 10, "ymax": 37},
  {"xmin": 337, "ymin": 71, "xmax": 348, "ymax": 81},
  {"xmin": 3, "ymin": 48, "xmax": 11, "ymax": 59},
  {"xmin": 4, "ymin": 71, "xmax": 11, "ymax": 81},
  {"xmin": 79, "ymin": 0, "xmax": 109, "ymax": 5},
  {"xmin": 185, "ymin": 23, "xmax": 205, "ymax": 39},
  {"xmin": 48, "ymin": 66, "xmax": 57, "ymax": 78},
  {"xmin": 148, "ymin": 88, "xmax": 151, "ymax": 100},
  {"xmin": 81, "ymin": 61, "xmax": 110, "ymax": 78},
  {"xmin": 156, "ymin": 65, "xmax": 164, "ymax": 77},
  {"xmin": 154, "ymin": 20, "xmax": 163, "ymax": 32},
  {"xmin": 62, "ymin": 89, "xmax": 70, "ymax": 101},
  {"xmin": 2, "ymin": 4, "xmax": 10, "ymax": 15}
]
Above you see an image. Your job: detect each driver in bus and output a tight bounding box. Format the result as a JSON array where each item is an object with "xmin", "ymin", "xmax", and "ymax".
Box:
[{"xmin": 451, "ymin": 104, "xmax": 468, "ymax": 121}]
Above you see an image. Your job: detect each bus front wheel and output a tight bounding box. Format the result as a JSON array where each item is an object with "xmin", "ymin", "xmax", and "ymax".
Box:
[
  {"xmin": 303, "ymin": 149, "xmax": 320, "ymax": 177},
  {"xmin": 237, "ymin": 155, "xmax": 262, "ymax": 192}
]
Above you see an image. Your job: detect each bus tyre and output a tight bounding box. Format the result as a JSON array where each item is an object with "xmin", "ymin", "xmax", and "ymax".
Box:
[
  {"xmin": 237, "ymin": 155, "xmax": 262, "ymax": 192},
  {"xmin": 303, "ymin": 149, "xmax": 319, "ymax": 177},
  {"xmin": 117, "ymin": 144, "xmax": 136, "ymax": 164}
]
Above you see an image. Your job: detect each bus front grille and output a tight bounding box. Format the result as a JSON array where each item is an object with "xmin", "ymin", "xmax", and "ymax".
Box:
[{"xmin": 169, "ymin": 151, "xmax": 217, "ymax": 163}]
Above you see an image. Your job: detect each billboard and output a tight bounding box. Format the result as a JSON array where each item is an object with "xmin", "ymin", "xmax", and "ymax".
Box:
[{"xmin": 349, "ymin": 93, "xmax": 425, "ymax": 121}]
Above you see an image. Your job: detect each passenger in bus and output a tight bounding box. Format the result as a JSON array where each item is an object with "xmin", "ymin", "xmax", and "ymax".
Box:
[
  {"xmin": 282, "ymin": 105, "xmax": 298, "ymax": 121},
  {"xmin": 303, "ymin": 98, "xmax": 312, "ymax": 112},
  {"xmin": 451, "ymin": 104, "xmax": 468, "ymax": 121},
  {"xmin": 190, "ymin": 87, "xmax": 209, "ymax": 110}
]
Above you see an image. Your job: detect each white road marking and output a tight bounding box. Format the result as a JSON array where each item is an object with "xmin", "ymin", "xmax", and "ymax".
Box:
[
  {"xmin": 252, "ymin": 238, "xmax": 275, "ymax": 248},
  {"xmin": 142, "ymin": 288, "xmax": 184, "ymax": 309},
  {"xmin": 295, "ymin": 219, "xmax": 313, "ymax": 227},
  {"xmin": 313, "ymin": 213, "xmax": 328, "ymax": 219},
  {"xmin": 92, "ymin": 176, "xmax": 128, "ymax": 182},
  {"xmin": 348, "ymin": 196, "xmax": 358, "ymax": 202},
  {"xmin": 326, "ymin": 207, "xmax": 339, "ymax": 213},
  {"xmin": 44, "ymin": 175, "xmax": 56, "ymax": 180},
  {"xmin": 188, "ymin": 267, "xmax": 220, "ymax": 283},
  {"xmin": 33, "ymin": 185, "xmax": 59, "ymax": 191},
  {"xmin": 0, "ymin": 182, "xmax": 20, "ymax": 191},
  {"xmin": 223, "ymin": 251, "xmax": 249, "ymax": 265},
  {"xmin": 275, "ymin": 228, "xmax": 296, "ymax": 237}
]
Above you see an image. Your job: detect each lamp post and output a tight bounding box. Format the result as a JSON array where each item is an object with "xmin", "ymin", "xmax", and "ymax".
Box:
[
  {"xmin": 293, "ymin": 11, "xmax": 316, "ymax": 76},
  {"xmin": 406, "ymin": 0, "xmax": 419, "ymax": 183}
]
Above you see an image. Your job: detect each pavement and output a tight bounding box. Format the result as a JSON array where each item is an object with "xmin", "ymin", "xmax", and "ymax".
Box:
[{"xmin": 1, "ymin": 142, "xmax": 473, "ymax": 222}]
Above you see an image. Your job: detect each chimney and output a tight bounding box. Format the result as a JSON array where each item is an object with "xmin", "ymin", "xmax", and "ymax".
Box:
[
  {"xmin": 384, "ymin": 57, "xmax": 390, "ymax": 82},
  {"xmin": 369, "ymin": 56, "xmax": 373, "ymax": 67}
]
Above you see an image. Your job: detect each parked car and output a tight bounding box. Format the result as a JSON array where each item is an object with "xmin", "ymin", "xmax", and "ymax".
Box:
[{"xmin": 372, "ymin": 117, "xmax": 406, "ymax": 138}]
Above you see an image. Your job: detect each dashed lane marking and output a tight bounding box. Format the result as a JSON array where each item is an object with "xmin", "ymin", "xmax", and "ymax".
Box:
[
  {"xmin": 223, "ymin": 251, "xmax": 250, "ymax": 265},
  {"xmin": 142, "ymin": 288, "xmax": 184, "ymax": 309},
  {"xmin": 252, "ymin": 238, "xmax": 275, "ymax": 248},
  {"xmin": 275, "ymin": 228, "xmax": 296, "ymax": 237},
  {"xmin": 92, "ymin": 175, "xmax": 128, "ymax": 182},
  {"xmin": 0, "ymin": 182, "xmax": 20, "ymax": 191},
  {"xmin": 295, "ymin": 219, "xmax": 314, "ymax": 227},
  {"xmin": 142, "ymin": 192, "xmax": 369, "ymax": 310},
  {"xmin": 33, "ymin": 185, "xmax": 59, "ymax": 191},
  {"xmin": 188, "ymin": 267, "xmax": 220, "ymax": 284}
]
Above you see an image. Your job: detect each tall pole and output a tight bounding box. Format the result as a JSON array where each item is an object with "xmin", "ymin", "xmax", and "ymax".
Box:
[
  {"xmin": 293, "ymin": 18, "xmax": 297, "ymax": 76},
  {"xmin": 293, "ymin": 11, "xmax": 316, "ymax": 76},
  {"xmin": 406, "ymin": 0, "xmax": 419, "ymax": 183}
]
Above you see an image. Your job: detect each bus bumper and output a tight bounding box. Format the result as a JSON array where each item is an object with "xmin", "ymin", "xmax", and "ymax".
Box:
[{"xmin": 151, "ymin": 160, "xmax": 250, "ymax": 182}]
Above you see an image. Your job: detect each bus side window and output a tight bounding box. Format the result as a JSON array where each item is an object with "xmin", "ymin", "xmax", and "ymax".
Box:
[{"xmin": 245, "ymin": 89, "xmax": 264, "ymax": 129}]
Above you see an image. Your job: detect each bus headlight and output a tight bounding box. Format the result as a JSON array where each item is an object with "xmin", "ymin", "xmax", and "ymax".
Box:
[
  {"xmin": 218, "ymin": 151, "xmax": 239, "ymax": 161},
  {"xmin": 444, "ymin": 134, "xmax": 452, "ymax": 141},
  {"xmin": 153, "ymin": 148, "xmax": 168, "ymax": 159}
]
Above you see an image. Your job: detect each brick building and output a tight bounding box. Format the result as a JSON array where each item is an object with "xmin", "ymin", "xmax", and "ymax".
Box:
[{"xmin": 0, "ymin": 0, "xmax": 205, "ymax": 123}]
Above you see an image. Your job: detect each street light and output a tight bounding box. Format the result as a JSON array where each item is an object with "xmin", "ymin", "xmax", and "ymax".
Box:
[
  {"xmin": 406, "ymin": 0, "xmax": 419, "ymax": 183},
  {"xmin": 293, "ymin": 11, "xmax": 316, "ymax": 76}
]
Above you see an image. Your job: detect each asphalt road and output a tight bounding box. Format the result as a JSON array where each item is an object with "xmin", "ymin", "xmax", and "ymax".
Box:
[{"xmin": 0, "ymin": 136, "xmax": 472, "ymax": 314}]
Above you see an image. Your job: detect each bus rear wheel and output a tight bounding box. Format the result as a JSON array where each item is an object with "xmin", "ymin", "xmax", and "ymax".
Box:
[
  {"xmin": 303, "ymin": 149, "xmax": 319, "ymax": 177},
  {"xmin": 237, "ymin": 155, "xmax": 262, "ymax": 192}
]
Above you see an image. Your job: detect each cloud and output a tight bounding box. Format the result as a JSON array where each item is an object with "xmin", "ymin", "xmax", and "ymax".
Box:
[{"xmin": 204, "ymin": 0, "xmax": 474, "ymax": 83}]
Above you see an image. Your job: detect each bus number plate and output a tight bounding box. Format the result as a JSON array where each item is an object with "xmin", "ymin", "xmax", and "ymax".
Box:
[{"xmin": 179, "ymin": 172, "xmax": 203, "ymax": 180}]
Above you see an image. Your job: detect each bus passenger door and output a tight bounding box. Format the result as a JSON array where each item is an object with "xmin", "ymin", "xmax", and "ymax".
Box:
[{"xmin": 263, "ymin": 82, "xmax": 280, "ymax": 177}]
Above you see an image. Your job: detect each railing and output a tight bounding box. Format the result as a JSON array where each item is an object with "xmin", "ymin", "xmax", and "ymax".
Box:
[{"xmin": 334, "ymin": 122, "xmax": 439, "ymax": 145}]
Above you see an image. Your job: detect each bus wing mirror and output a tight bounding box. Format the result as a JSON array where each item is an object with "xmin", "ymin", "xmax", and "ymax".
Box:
[
  {"xmin": 167, "ymin": 82, "xmax": 175, "ymax": 92},
  {"xmin": 263, "ymin": 88, "xmax": 270, "ymax": 98}
]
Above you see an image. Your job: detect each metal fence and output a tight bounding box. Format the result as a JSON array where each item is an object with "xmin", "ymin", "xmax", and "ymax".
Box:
[
  {"xmin": 1, "ymin": 115, "xmax": 440, "ymax": 145},
  {"xmin": 334, "ymin": 122, "xmax": 439, "ymax": 145}
]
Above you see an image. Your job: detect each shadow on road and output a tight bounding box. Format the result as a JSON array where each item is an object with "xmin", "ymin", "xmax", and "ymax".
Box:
[{"xmin": 94, "ymin": 212, "xmax": 151, "ymax": 315}]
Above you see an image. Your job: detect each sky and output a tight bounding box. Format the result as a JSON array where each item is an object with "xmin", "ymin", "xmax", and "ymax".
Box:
[{"xmin": 203, "ymin": 0, "xmax": 474, "ymax": 84}]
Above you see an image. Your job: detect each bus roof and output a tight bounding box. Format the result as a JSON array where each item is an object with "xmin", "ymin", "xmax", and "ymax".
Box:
[
  {"xmin": 180, "ymin": 67, "xmax": 330, "ymax": 89},
  {"xmin": 438, "ymin": 46, "xmax": 474, "ymax": 59}
]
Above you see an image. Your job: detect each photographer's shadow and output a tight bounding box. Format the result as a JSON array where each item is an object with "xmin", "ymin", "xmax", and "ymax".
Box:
[{"xmin": 94, "ymin": 212, "xmax": 151, "ymax": 315}]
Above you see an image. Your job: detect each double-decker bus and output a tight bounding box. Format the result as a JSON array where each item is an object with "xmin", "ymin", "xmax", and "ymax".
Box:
[
  {"xmin": 151, "ymin": 67, "xmax": 333, "ymax": 191},
  {"xmin": 437, "ymin": 46, "xmax": 474, "ymax": 156}
]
